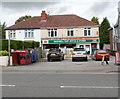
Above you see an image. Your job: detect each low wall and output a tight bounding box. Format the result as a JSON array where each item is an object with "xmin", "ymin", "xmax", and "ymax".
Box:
[{"xmin": 0, "ymin": 56, "xmax": 12, "ymax": 66}]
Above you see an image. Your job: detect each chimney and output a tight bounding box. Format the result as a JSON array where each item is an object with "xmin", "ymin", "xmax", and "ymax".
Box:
[{"xmin": 41, "ymin": 10, "xmax": 47, "ymax": 22}]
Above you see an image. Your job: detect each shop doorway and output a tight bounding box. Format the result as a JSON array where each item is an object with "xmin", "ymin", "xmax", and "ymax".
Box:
[{"xmin": 79, "ymin": 44, "xmax": 91, "ymax": 54}]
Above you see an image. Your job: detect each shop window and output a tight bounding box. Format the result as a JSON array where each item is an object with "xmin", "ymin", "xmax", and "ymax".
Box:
[
  {"xmin": 67, "ymin": 28, "xmax": 74, "ymax": 36},
  {"xmin": 48, "ymin": 29, "xmax": 57, "ymax": 37},
  {"xmin": 84, "ymin": 27, "xmax": 91, "ymax": 36}
]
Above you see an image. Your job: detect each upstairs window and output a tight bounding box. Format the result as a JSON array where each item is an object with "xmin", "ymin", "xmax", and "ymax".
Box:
[
  {"xmin": 67, "ymin": 28, "xmax": 74, "ymax": 36},
  {"xmin": 48, "ymin": 29, "xmax": 57, "ymax": 37},
  {"xmin": 9, "ymin": 30, "xmax": 16, "ymax": 38},
  {"xmin": 84, "ymin": 27, "xmax": 91, "ymax": 36},
  {"xmin": 24, "ymin": 30, "xmax": 34, "ymax": 38}
]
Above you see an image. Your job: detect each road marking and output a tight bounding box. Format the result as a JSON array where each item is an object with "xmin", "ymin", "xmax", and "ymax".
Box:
[
  {"xmin": 0, "ymin": 84, "xmax": 15, "ymax": 87},
  {"xmin": 60, "ymin": 86, "xmax": 120, "ymax": 89}
]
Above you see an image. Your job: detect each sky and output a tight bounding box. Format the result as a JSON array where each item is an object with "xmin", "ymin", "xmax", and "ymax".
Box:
[{"xmin": 1, "ymin": 0, "xmax": 120, "ymax": 27}]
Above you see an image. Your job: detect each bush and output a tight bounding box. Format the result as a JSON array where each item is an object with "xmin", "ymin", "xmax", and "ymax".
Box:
[
  {"xmin": 0, "ymin": 50, "xmax": 8, "ymax": 56},
  {"xmin": 0, "ymin": 39, "xmax": 40, "ymax": 50}
]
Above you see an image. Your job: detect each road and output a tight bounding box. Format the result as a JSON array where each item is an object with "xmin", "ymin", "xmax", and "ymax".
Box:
[{"xmin": 1, "ymin": 57, "xmax": 120, "ymax": 97}]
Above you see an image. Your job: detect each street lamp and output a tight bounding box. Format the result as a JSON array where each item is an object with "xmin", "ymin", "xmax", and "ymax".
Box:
[{"xmin": 8, "ymin": 31, "xmax": 11, "ymax": 66}]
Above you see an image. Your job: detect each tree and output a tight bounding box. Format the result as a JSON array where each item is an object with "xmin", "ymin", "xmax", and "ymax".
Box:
[
  {"xmin": 15, "ymin": 15, "xmax": 32, "ymax": 24},
  {"xmin": 0, "ymin": 22, "xmax": 6, "ymax": 39},
  {"xmin": 99, "ymin": 17, "xmax": 110, "ymax": 49},
  {"xmin": 91, "ymin": 16, "xmax": 99, "ymax": 24}
]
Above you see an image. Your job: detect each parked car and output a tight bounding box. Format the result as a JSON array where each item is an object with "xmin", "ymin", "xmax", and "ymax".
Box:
[
  {"xmin": 47, "ymin": 48, "xmax": 64, "ymax": 61},
  {"xmin": 72, "ymin": 48, "xmax": 88, "ymax": 61},
  {"xmin": 92, "ymin": 50, "xmax": 110, "ymax": 61}
]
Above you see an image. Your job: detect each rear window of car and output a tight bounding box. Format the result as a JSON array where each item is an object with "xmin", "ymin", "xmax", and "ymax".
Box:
[
  {"xmin": 49, "ymin": 49, "xmax": 60, "ymax": 52},
  {"xmin": 98, "ymin": 51, "xmax": 107, "ymax": 53},
  {"xmin": 74, "ymin": 48, "xmax": 85, "ymax": 51}
]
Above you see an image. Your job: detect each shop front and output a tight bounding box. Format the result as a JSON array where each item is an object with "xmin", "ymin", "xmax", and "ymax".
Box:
[{"xmin": 42, "ymin": 39, "xmax": 100, "ymax": 54}]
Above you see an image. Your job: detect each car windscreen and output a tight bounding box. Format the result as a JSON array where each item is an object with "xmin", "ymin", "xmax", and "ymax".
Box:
[
  {"xmin": 98, "ymin": 51, "xmax": 107, "ymax": 53},
  {"xmin": 74, "ymin": 48, "xmax": 85, "ymax": 51}
]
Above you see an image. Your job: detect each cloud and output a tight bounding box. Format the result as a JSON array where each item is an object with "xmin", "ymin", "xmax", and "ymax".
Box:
[
  {"xmin": 2, "ymin": 2, "xmax": 57, "ymax": 12},
  {"xmin": 89, "ymin": 2, "xmax": 111, "ymax": 15}
]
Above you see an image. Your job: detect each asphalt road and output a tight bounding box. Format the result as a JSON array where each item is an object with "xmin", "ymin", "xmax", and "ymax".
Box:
[
  {"xmin": 1, "ymin": 58, "xmax": 120, "ymax": 97},
  {"xmin": 2, "ymin": 73, "xmax": 119, "ymax": 97}
]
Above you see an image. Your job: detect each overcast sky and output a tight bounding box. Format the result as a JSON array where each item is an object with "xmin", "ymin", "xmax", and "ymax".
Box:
[{"xmin": 1, "ymin": 0, "xmax": 120, "ymax": 27}]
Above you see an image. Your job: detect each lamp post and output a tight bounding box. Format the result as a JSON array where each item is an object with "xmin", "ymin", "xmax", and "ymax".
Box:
[{"xmin": 8, "ymin": 31, "xmax": 11, "ymax": 66}]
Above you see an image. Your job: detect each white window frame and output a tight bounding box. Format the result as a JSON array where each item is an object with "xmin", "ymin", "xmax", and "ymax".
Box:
[
  {"xmin": 84, "ymin": 27, "xmax": 91, "ymax": 36},
  {"xmin": 24, "ymin": 29, "xmax": 34, "ymax": 38},
  {"xmin": 67, "ymin": 28, "xmax": 74, "ymax": 36},
  {"xmin": 48, "ymin": 29, "xmax": 57, "ymax": 37},
  {"xmin": 9, "ymin": 30, "xmax": 16, "ymax": 38}
]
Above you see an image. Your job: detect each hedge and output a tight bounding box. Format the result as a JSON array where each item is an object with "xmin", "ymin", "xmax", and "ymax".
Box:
[{"xmin": 0, "ymin": 39, "xmax": 40, "ymax": 51}]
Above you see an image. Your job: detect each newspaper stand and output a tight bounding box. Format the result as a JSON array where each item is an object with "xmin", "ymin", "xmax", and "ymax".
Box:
[{"xmin": 115, "ymin": 52, "xmax": 120, "ymax": 65}]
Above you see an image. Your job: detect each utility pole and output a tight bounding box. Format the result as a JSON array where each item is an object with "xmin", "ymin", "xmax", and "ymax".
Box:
[{"xmin": 8, "ymin": 31, "xmax": 11, "ymax": 66}]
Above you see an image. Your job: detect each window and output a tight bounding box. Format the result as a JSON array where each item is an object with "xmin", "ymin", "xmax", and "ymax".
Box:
[
  {"xmin": 25, "ymin": 32, "xmax": 27, "ymax": 37},
  {"xmin": 84, "ymin": 27, "xmax": 91, "ymax": 36},
  {"xmin": 13, "ymin": 33, "xmax": 16, "ymax": 38},
  {"xmin": 24, "ymin": 30, "xmax": 34, "ymax": 38},
  {"xmin": 9, "ymin": 30, "xmax": 16, "ymax": 38},
  {"xmin": 48, "ymin": 29, "xmax": 57, "ymax": 37},
  {"xmin": 67, "ymin": 28, "xmax": 74, "ymax": 36}
]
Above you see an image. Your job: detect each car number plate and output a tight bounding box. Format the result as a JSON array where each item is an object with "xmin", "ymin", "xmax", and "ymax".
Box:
[
  {"xmin": 51, "ymin": 54, "xmax": 56, "ymax": 55},
  {"xmin": 77, "ymin": 53, "xmax": 81, "ymax": 54},
  {"xmin": 100, "ymin": 54, "xmax": 106, "ymax": 56}
]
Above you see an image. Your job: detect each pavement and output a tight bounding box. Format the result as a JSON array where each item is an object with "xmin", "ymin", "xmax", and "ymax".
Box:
[{"xmin": 2, "ymin": 55, "xmax": 120, "ymax": 74}]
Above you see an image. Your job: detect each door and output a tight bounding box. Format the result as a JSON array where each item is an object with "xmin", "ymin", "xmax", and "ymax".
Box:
[{"xmin": 85, "ymin": 45, "xmax": 90, "ymax": 54}]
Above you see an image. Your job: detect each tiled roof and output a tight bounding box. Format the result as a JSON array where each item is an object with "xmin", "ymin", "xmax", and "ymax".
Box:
[{"xmin": 5, "ymin": 14, "xmax": 98, "ymax": 30}]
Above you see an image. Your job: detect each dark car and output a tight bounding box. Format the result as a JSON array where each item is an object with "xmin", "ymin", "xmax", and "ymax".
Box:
[{"xmin": 47, "ymin": 48, "xmax": 64, "ymax": 61}]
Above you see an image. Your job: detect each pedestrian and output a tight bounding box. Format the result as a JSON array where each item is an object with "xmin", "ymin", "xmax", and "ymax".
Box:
[
  {"xmin": 104, "ymin": 56, "xmax": 109, "ymax": 65},
  {"xmin": 101, "ymin": 55, "xmax": 109, "ymax": 65}
]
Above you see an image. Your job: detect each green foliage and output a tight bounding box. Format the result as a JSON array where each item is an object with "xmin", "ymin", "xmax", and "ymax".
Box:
[
  {"xmin": 0, "ymin": 22, "xmax": 6, "ymax": 39},
  {"xmin": 15, "ymin": 15, "xmax": 32, "ymax": 24},
  {"xmin": 99, "ymin": 17, "xmax": 110, "ymax": 49},
  {"xmin": 0, "ymin": 39, "xmax": 39, "ymax": 51},
  {"xmin": 0, "ymin": 50, "xmax": 8, "ymax": 56},
  {"xmin": 91, "ymin": 17, "xmax": 99, "ymax": 24},
  {"xmin": 91, "ymin": 16, "xmax": 99, "ymax": 24}
]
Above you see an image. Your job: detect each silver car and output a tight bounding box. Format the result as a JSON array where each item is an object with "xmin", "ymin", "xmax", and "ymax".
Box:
[{"xmin": 72, "ymin": 48, "xmax": 88, "ymax": 61}]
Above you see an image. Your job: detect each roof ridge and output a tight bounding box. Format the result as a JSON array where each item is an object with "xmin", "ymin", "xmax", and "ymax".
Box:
[{"xmin": 33, "ymin": 14, "xmax": 76, "ymax": 17}]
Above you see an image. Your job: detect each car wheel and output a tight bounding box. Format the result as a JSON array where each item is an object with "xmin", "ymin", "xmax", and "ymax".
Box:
[
  {"xmin": 107, "ymin": 58, "xmax": 110, "ymax": 61},
  {"xmin": 72, "ymin": 58, "xmax": 75, "ymax": 62},
  {"xmin": 62, "ymin": 56, "xmax": 64, "ymax": 60},
  {"xmin": 85, "ymin": 57, "xmax": 88, "ymax": 61},
  {"xmin": 48, "ymin": 58, "xmax": 52, "ymax": 62},
  {"xmin": 59, "ymin": 57, "xmax": 62, "ymax": 61}
]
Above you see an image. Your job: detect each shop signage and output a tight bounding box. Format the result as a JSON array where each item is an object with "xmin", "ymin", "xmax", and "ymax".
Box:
[{"xmin": 42, "ymin": 39, "xmax": 100, "ymax": 44}]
